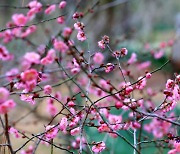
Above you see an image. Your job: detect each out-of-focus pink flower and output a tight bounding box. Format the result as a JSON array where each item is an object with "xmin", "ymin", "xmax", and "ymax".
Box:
[
  {"xmin": 47, "ymin": 98, "xmax": 57, "ymax": 116},
  {"xmin": 45, "ymin": 125, "xmax": 58, "ymax": 140},
  {"xmin": 5, "ymin": 68, "xmax": 19, "ymax": 81},
  {"xmin": 59, "ymin": 117, "xmax": 68, "ymax": 132},
  {"xmin": 44, "ymin": 85, "xmax": 52, "ymax": 95},
  {"xmin": 127, "ymin": 53, "xmax": 137, "ymax": 64},
  {"xmin": 137, "ymin": 61, "xmax": 151, "ymax": 70},
  {"xmin": 0, "ymin": 87, "xmax": 9, "ymax": 104},
  {"xmin": 20, "ymin": 145, "xmax": 34, "ymax": 154},
  {"xmin": 24, "ymin": 52, "xmax": 40, "ymax": 64},
  {"xmin": 77, "ymin": 31, "xmax": 86, "ymax": 41},
  {"xmin": 9, "ymin": 127, "xmax": 20, "ymax": 138},
  {"xmin": 92, "ymin": 142, "xmax": 106, "ymax": 153},
  {"xmin": 93, "ymin": 52, "xmax": 104, "ymax": 64},
  {"xmin": 28, "ymin": 1, "xmax": 42, "ymax": 10},
  {"xmin": 154, "ymin": 50, "xmax": 164, "ymax": 59},
  {"xmin": 59, "ymin": 1, "xmax": 67, "ymax": 9},
  {"xmin": 45, "ymin": 5, "xmax": 56, "ymax": 15},
  {"xmin": 62, "ymin": 27, "xmax": 72, "ymax": 38},
  {"xmin": 12, "ymin": 14, "xmax": 27, "ymax": 26},
  {"xmin": 53, "ymin": 39, "xmax": 69, "ymax": 53},
  {"xmin": 57, "ymin": 16, "xmax": 65, "ymax": 24},
  {"xmin": 0, "ymin": 45, "xmax": 11, "ymax": 61},
  {"xmin": 21, "ymin": 25, "xmax": 37, "ymax": 38},
  {"xmin": 70, "ymin": 127, "xmax": 80, "ymax": 136},
  {"xmin": 41, "ymin": 49, "xmax": 56, "ymax": 65},
  {"xmin": 0, "ymin": 99, "xmax": 16, "ymax": 114}
]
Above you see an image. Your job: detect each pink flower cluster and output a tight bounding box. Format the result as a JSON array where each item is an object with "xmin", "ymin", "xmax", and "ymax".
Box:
[{"xmin": 0, "ymin": 87, "xmax": 16, "ymax": 114}]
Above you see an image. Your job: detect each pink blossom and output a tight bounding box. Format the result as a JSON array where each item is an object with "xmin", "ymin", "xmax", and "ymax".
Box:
[
  {"xmin": 120, "ymin": 48, "xmax": 128, "ymax": 57},
  {"xmin": 105, "ymin": 63, "xmax": 115, "ymax": 73},
  {"xmin": 137, "ymin": 61, "xmax": 151, "ymax": 70},
  {"xmin": 146, "ymin": 72, "xmax": 152, "ymax": 79},
  {"xmin": 20, "ymin": 93, "xmax": 36, "ymax": 105},
  {"xmin": 166, "ymin": 79, "xmax": 174, "ymax": 90},
  {"xmin": 108, "ymin": 114, "xmax": 122, "ymax": 130},
  {"xmin": 62, "ymin": 27, "xmax": 72, "ymax": 38},
  {"xmin": 98, "ymin": 124, "xmax": 110, "ymax": 132},
  {"xmin": 0, "ymin": 99, "xmax": 16, "ymax": 114},
  {"xmin": 59, "ymin": 1, "xmax": 67, "ymax": 9},
  {"xmin": 45, "ymin": 5, "xmax": 56, "ymax": 15},
  {"xmin": 70, "ymin": 127, "xmax": 80, "ymax": 136},
  {"xmin": 45, "ymin": 125, "xmax": 58, "ymax": 140},
  {"xmin": 77, "ymin": 31, "xmax": 86, "ymax": 41},
  {"xmin": 21, "ymin": 69, "xmax": 38, "ymax": 82},
  {"xmin": 154, "ymin": 50, "xmax": 164, "ymax": 59},
  {"xmin": 59, "ymin": 117, "xmax": 68, "ymax": 132},
  {"xmin": 21, "ymin": 25, "xmax": 37, "ymax": 38},
  {"xmin": 74, "ymin": 22, "xmax": 84, "ymax": 31},
  {"xmin": 53, "ymin": 39, "xmax": 69, "ymax": 53},
  {"xmin": 93, "ymin": 52, "xmax": 104, "ymax": 64},
  {"xmin": 0, "ymin": 45, "xmax": 11, "ymax": 61},
  {"xmin": 28, "ymin": 1, "xmax": 42, "ymax": 17},
  {"xmin": 115, "ymin": 101, "xmax": 123, "ymax": 109},
  {"xmin": 68, "ymin": 101, "xmax": 75, "ymax": 107},
  {"xmin": 127, "ymin": 53, "xmax": 137, "ymax": 64},
  {"xmin": 57, "ymin": 16, "xmax": 65, "ymax": 24},
  {"xmin": 24, "ymin": 52, "xmax": 40, "ymax": 64},
  {"xmin": 9, "ymin": 127, "xmax": 20, "ymax": 138},
  {"xmin": 28, "ymin": 1, "xmax": 42, "ymax": 10},
  {"xmin": 12, "ymin": 14, "xmax": 27, "ymax": 26},
  {"xmin": 98, "ymin": 40, "xmax": 105, "ymax": 49},
  {"xmin": 136, "ymin": 77, "xmax": 147, "ymax": 90},
  {"xmin": 44, "ymin": 85, "xmax": 52, "ymax": 95},
  {"xmin": 92, "ymin": 142, "xmax": 106, "ymax": 153},
  {"xmin": 41, "ymin": 49, "xmax": 56, "ymax": 65},
  {"xmin": 0, "ymin": 87, "xmax": 9, "ymax": 104},
  {"xmin": 5, "ymin": 68, "xmax": 19, "ymax": 81},
  {"xmin": 20, "ymin": 145, "xmax": 34, "ymax": 154},
  {"xmin": 46, "ymin": 98, "xmax": 57, "ymax": 116}
]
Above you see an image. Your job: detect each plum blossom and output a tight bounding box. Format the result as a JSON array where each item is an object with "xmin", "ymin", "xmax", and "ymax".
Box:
[
  {"xmin": 9, "ymin": 127, "xmax": 20, "ymax": 138},
  {"xmin": 20, "ymin": 145, "xmax": 34, "ymax": 154},
  {"xmin": 41, "ymin": 49, "xmax": 56, "ymax": 65},
  {"xmin": 24, "ymin": 52, "xmax": 40, "ymax": 64},
  {"xmin": 12, "ymin": 14, "xmax": 27, "ymax": 26},
  {"xmin": 77, "ymin": 31, "xmax": 86, "ymax": 41},
  {"xmin": 0, "ymin": 87, "xmax": 9, "ymax": 104},
  {"xmin": 43, "ymin": 85, "xmax": 52, "ymax": 95},
  {"xmin": 57, "ymin": 16, "xmax": 65, "ymax": 24},
  {"xmin": 45, "ymin": 125, "xmax": 58, "ymax": 140},
  {"xmin": 92, "ymin": 142, "xmax": 106, "ymax": 153},
  {"xmin": 59, "ymin": 1, "xmax": 67, "ymax": 9},
  {"xmin": 59, "ymin": 117, "xmax": 68, "ymax": 133},
  {"xmin": 127, "ymin": 53, "xmax": 137, "ymax": 64},
  {"xmin": 93, "ymin": 52, "xmax": 104, "ymax": 64},
  {"xmin": 45, "ymin": 5, "xmax": 56, "ymax": 15},
  {"xmin": 0, "ymin": 45, "xmax": 12, "ymax": 61},
  {"xmin": 0, "ymin": 99, "xmax": 16, "ymax": 114},
  {"xmin": 53, "ymin": 39, "xmax": 69, "ymax": 53},
  {"xmin": 70, "ymin": 127, "xmax": 80, "ymax": 136}
]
